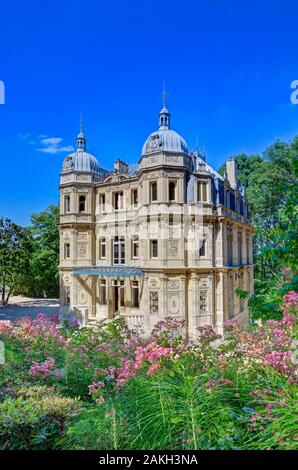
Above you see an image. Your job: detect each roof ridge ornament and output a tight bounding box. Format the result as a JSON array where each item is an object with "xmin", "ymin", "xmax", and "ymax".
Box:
[
  {"xmin": 76, "ymin": 113, "xmax": 87, "ymax": 151},
  {"xmin": 79, "ymin": 113, "xmax": 84, "ymax": 134},
  {"xmin": 162, "ymin": 81, "xmax": 168, "ymax": 108},
  {"xmin": 159, "ymin": 83, "xmax": 171, "ymax": 130}
]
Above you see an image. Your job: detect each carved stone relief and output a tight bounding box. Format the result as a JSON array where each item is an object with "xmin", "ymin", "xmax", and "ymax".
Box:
[
  {"xmin": 148, "ymin": 278, "xmax": 160, "ymax": 289},
  {"xmin": 78, "ymin": 245, "xmax": 87, "ymax": 258},
  {"xmin": 168, "ymin": 239, "xmax": 178, "ymax": 257},
  {"xmin": 199, "ymin": 290, "xmax": 208, "ymax": 315},
  {"xmin": 168, "ymin": 293, "xmax": 180, "ymax": 315},
  {"xmin": 150, "ymin": 291, "xmax": 159, "ymax": 315},
  {"xmin": 168, "ymin": 279, "xmax": 180, "ymax": 290},
  {"xmin": 78, "ymin": 289, "xmax": 87, "ymax": 304}
]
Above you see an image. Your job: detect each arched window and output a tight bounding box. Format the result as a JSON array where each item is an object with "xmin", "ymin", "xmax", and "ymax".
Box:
[
  {"xmin": 169, "ymin": 181, "xmax": 176, "ymax": 201},
  {"xmin": 79, "ymin": 195, "xmax": 86, "ymax": 212}
]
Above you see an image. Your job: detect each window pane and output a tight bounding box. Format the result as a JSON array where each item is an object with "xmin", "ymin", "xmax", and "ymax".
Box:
[
  {"xmin": 151, "ymin": 182, "xmax": 157, "ymax": 201},
  {"xmin": 79, "ymin": 195, "xmax": 86, "ymax": 212},
  {"xmin": 151, "ymin": 240, "xmax": 158, "ymax": 258},
  {"xmin": 199, "ymin": 240, "xmax": 206, "ymax": 257}
]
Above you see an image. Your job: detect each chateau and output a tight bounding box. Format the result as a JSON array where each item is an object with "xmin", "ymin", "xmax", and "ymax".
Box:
[{"xmin": 59, "ymin": 97, "xmax": 253, "ymax": 337}]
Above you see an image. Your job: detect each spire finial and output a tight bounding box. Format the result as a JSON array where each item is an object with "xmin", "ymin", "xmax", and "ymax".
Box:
[
  {"xmin": 162, "ymin": 81, "xmax": 168, "ymax": 108},
  {"xmin": 76, "ymin": 113, "xmax": 87, "ymax": 151},
  {"xmin": 79, "ymin": 113, "xmax": 84, "ymax": 133},
  {"xmin": 159, "ymin": 83, "xmax": 171, "ymax": 130}
]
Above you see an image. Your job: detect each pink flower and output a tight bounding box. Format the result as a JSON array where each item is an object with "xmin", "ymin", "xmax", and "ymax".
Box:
[
  {"xmin": 0, "ymin": 320, "xmax": 13, "ymax": 336},
  {"xmin": 147, "ymin": 363, "xmax": 161, "ymax": 376},
  {"xmin": 88, "ymin": 381, "xmax": 104, "ymax": 394},
  {"xmin": 223, "ymin": 319, "xmax": 239, "ymax": 330},
  {"xmin": 197, "ymin": 325, "xmax": 221, "ymax": 342},
  {"xmin": 29, "ymin": 358, "xmax": 56, "ymax": 378}
]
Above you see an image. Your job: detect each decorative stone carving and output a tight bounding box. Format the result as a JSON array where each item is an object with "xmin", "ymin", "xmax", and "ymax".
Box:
[
  {"xmin": 168, "ymin": 279, "xmax": 180, "ymax": 290},
  {"xmin": 63, "ymin": 275, "xmax": 71, "ymax": 285},
  {"xmin": 150, "ymin": 291, "xmax": 159, "ymax": 315},
  {"xmin": 168, "ymin": 293, "xmax": 180, "ymax": 315},
  {"xmin": 168, "ymin": 239, "xmax": 178, "ymax": 257},
  {"xmin": 63, "ymin": 156, "xmax": 74, "ymax": 171},
  {"xmin": 78, "ymin": 245, "xmax": 87, "ymax": 258},
  {"xmin": 149, "ymin": 278, "xmax": 160, "ymax": 289},
  {"xmin": 78, "ymin": 289, "xmax": 87, "ymax": 304},
  {"xmin": 62, "ymin": 174, "xmax": 72, "ymax": 182},
  {"xmin": 199, "ymin": 290, "xmax": 208, "ymax": 315},
  {"xmin": 77, "ymin": 175, "xmax": 89, "ymax": 181},
  {"xmin": 167, "ymin": 156, "xmax": 179, "ymax": 163}
]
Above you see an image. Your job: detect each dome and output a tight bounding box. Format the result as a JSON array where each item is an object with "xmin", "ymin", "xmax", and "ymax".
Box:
[
  {"xmin": 62, "ymin": 119, "xmax": 101, "ymax": 175},
  {"xmin": 142, "ymin": 129, "xmax": 189, "ymax": 156},
  {"xmin": 62, "ymin": 149, "xmax": 101, "ymax": 174},
  {"xmin": 142, "ymin": 91, "xmax": 189, "ymax": 156}
]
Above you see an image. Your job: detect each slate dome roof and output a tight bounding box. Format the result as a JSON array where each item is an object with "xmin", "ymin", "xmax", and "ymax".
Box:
[{"xmin": 142, "ymin": 128, "xmax": 188, "ymax": 156}]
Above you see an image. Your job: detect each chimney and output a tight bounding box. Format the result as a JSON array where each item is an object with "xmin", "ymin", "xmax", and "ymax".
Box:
[
  {"xmin": 114, "ymin": 159, "xmax": 128, "ymax": 175},
  {"xmin": 226, "ymin": 157, "xmax": 238, "ymax": 189}
]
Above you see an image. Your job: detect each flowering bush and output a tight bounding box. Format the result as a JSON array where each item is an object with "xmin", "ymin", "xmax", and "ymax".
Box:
[{"xmin": 0, "ymin": 290, "xmax": 297, "ymax": 450}]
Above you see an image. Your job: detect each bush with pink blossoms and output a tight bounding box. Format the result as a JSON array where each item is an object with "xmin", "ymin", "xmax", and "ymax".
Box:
[{"xmin": 0, "ymin": 291, "xmax": 297, "ymax": 450}]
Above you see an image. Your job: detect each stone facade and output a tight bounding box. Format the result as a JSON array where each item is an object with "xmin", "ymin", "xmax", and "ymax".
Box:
[{"xmin": 59, "ymin": 103, "xmax": 253, "ymax": 338}]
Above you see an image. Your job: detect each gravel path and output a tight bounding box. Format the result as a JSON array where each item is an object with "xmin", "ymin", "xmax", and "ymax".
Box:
[{"xmin": 0, "ymin": 296, "xmax": 60, "ymax": 321}]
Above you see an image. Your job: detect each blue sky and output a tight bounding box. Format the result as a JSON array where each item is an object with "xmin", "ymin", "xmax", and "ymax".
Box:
[{"xmin": 1, "ymin": 0, "xmax": 298, "ymax": 225}]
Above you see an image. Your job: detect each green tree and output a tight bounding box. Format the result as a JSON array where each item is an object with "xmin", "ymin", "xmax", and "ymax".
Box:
[
  {"xmin": 219, "ymin": 138, "xmax": 298, "ymax": 320},
  {"xmin": 218, "ymin": 153, "xmax": 263, "ymax": 188},
  {"xmin": 0, "ymin": 218, "xmax": 33, "ymax": 305},
  {"xmin": 30, "ymin": 205, "xmax": 59, "ymax": 298}
]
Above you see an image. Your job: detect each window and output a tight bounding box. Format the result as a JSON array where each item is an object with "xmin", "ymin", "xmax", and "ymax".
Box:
[
  {"xmin": 132, "ymin": 236, "xmax": 139, "ymax": 259},
  {"xmin": 114, "ymin": 191, "xmax": 123, "ymax": 210},
  {"xmin": 132, "ymin": 281, "xmax": 139, "ymax": 308},
  {"xmin": 239, "ymin": 276, "xmax": 244, "ymax": 312},
  {"xmin": 246, "ymin": 236, "xmax": 250, "ymax": 264},
  {"xmin": 227, "ymin": 230, "xmax": 233, "ymax": 265},
  {"xmin": 79, "ymin": 195, "xmax": 86, "ymax": 212},
  {"xmin": 151, "ymin": 240, "xmax": 158, "ymax": 258},
  {"xmin": 64, "ymin": 195, "xmax": 70, "ymax": 212},
  {"xmin": 99, "ymin": 280, "xmax": 107, "ymax": 305},
  {"xmin": 114, "ymin": 280, "xmax": 125, "ymax": 308},
  {"xmin": 225, "ymin": 190, "xmax": 230, "ymax": 209},
  {"xmin": 64, "ymin": 243, "xmax": 70, "ymax": 259},
  {"xmin": 99, "ymin": 238, "xmax": 106, "ymax": 259},
  {"xmin": 238, "ymin": 232, "xmax": 242, "ymax": 265},
  {"xmin": 169, "ymin": 181, "xmax": 176, "ymax": 201},
  {"xmin": 131, "ymin": 189, "xmax": 138, "ymax": 207},
  {"xmin": 100, "ymin": 194, "xmax": 105, "ymax": 212},
  {"xmin": 113, "ymin": 237, "xmax": 125, "ymax": 265},
  {"xmin": 197, "ymin": 181, "xmax": 208, "ymax": 202},
  {"xmin": 199, "ymin": 239, "xmax": 206, "ymax": 257},
  {"xmin": 150, "ymin": 182, "xmax": 158, "ymax": 202}
]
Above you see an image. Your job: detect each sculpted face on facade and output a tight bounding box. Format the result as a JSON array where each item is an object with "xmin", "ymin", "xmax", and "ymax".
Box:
[{"xmin": 59, "ymin": 99, "xmax": 253, "ymax": 338}]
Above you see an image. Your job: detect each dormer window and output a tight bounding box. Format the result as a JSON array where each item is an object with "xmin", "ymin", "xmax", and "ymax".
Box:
[
  {"xmin": 79, "ymin": 195, "xmax": 86, "ymax": 212},
  {"xmin": 197, "ymin": 181, "xmax": 208, "ymax": 202}
]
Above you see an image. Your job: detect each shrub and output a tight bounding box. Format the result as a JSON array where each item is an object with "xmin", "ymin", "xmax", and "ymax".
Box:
[{"xmin": 0, "ymin": 386, "xmax": 80, "ymax": 449}]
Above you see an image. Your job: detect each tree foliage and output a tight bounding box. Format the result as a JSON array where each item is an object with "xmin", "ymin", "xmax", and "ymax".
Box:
[
  {"xmin": 29, "ymin": 205, "xmax": 59, "ymax": 298},
  {"xmin": 0, "ymin": 218, "xmax": 33, "ymax": 305},
  {"xmin": 219, "ymin": 138, "xmax": 298, "ymax": 320}
]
